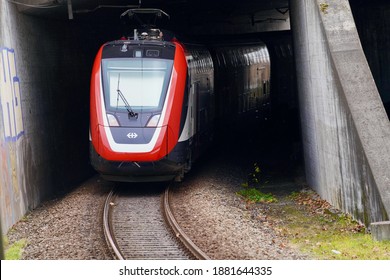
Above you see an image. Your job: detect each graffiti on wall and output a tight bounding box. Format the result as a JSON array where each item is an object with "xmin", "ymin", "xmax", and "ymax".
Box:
[
  {"xmin": 0, "ymin": 47, "xmax": 25, "ymax": 233},
  {"xmin": 0, "ymin": 47, "xmax": 24, "ymax": 142}
]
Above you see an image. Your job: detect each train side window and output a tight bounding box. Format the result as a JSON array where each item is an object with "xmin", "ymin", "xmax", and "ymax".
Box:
[
  {"xmin": 215, "ymin": 54, "xmax": 221, "ymax": 67},
  {"xmin": 219, "ymin": 52, "xmax": 226, "ymax": 67},
  {"xmin": 255, "ymin": 50, "xmax": 261, "ymax": 64},
  {"xmin": 287, "ymin": 44, "xmax": 293, "ymax": 57},
  {"xmin": 232, "ymin": 50, "xmax": 238, "ymax": 67},
  {"xmin": 281, "ymin": 45, "xmax": 287, "ymax": 58},
  {"xmin": 238, "ymin": 49, "xmax": 244, "ymax": 66}
]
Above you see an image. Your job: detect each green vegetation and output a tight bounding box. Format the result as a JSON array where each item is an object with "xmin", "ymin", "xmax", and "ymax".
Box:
[
  {"xmin": 237, "ymin": 188, "xmax": 278, "ymax": 203},
  {"xmin": 274, "ymin": 190, "xmax": 390, "ymax": 259},
  {"xmin": 3, "ymin": 236, "xmax": 27, "ymax": 260},
  {"xmin": 237, "ymin": 163, "xmax": 277, "ymax": 203},
  {"xmin": 238, "ymin": 163, "xmax": 390, "ymax": 259}
]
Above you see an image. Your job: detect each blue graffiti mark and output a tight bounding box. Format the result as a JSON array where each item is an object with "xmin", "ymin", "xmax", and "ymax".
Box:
[
  {"xmin": 14, "ymin": 77, "xmax": 19, "ymax": 106},
  {"xmin": 0, "ymin": 47, "xmax": 24, "ymax": 142}
]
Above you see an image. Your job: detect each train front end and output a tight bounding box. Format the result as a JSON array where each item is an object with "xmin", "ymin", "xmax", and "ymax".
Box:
[{"xmin": 90, "ymin": 40, "xmax": 188, "ymax": 182}]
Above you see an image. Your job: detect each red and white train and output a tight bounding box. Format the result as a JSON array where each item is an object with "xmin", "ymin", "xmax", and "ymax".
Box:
[{"xmin": 89, "ymin": 26, "xmax": 270, "ymax": 182}]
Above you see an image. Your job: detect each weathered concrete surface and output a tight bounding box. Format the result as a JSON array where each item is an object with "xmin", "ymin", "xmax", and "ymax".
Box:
[
  {"xmin": 290, "ymin": 0, "xmax": 390, "ymax": 227},
  {"xmin": 0, "ymin": 1, "xmax": 94, "ymax": 233},
  {"xmin": 371, "ymin": 221, "xmax": 390, "ymax": 241}
]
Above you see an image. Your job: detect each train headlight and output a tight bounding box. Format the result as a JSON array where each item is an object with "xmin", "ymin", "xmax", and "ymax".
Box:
[
  {"xmin": 107, "ymin": 113, "xmax": 120, "ymax": 127},
  {"xmin": 146, "ymin": 114, "xmax": 161, "ymax": 127}
]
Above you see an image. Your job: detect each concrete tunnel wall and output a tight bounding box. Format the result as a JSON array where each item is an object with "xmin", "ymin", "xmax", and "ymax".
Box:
[
  {"xmin": 290, "ymin": 0, "xmax": 390, "ymax": 226},
  {"xmin": 0, "ymin": 1, "xmax": 95, "ymax": 233}
]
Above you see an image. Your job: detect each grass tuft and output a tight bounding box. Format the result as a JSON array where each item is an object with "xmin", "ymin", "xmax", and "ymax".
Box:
[
  {"xmin": 237, "ymin": 188, "xmax": 277, "ymax": 203},
  {"xmin": 237, "ymin": 163, "xmax": 277, "ymax": 203},
  {"xmin": 4, "ymin": 238, "xmax": 27, "ymax": 260}
]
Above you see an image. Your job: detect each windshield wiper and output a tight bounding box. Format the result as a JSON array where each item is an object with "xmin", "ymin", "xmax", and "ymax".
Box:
[{"xmin": 116, "ymin": 74, "xmax": 138, "ymax": 119}]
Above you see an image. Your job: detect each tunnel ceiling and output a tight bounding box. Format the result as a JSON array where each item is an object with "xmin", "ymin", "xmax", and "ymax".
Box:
[{"xmin": 15, "ymin": 0, "xmax": 290, "ymax": 34}]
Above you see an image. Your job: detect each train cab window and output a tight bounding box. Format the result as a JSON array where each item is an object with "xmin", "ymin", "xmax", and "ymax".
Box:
[{"xmin": 102, "ymin": 58, "xmax": 173, "ymax": 112}]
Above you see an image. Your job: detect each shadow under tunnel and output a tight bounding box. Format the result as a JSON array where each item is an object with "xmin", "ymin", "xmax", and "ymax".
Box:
[{"xmin": 350, "ymin": 0, "xmax": 390, "ymax": 119}]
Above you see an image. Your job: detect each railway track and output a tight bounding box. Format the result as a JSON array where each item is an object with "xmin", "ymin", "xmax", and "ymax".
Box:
[{"xmin": 103, "ymin": 184, "xmax": 210, "ymax": 260}]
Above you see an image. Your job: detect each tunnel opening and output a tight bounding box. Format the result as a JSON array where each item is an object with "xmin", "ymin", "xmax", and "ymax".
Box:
[
  {"xmin": 0, "ymin": 0, "xmax": 303, "ymax": 232},
  {"xmin": 81, "ymin": 9, "xmax": 302, "ymax": 184},
  {"xmin": 24, "ymin": 2, "xmax": 303, "ymax": 184}
]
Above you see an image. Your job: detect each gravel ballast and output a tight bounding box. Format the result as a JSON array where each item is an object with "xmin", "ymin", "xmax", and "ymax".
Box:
[
  {"xmin": 6, "ymin": 121, "xmax": 307, "ymax": 260},
  {"xmin": 6, "ymin": 177, "xmax": 114, "ymax": 260},
  {"xmin": 6, "ymin": 155, "xmax": 307, "ymax": 260},
  {"xmin": 170, "ymin": 151, "xmax": 308, "ymax": 260}
]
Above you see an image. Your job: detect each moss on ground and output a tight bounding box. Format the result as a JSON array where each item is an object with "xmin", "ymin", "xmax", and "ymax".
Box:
[
  {"xmin": 268, "ymin": 190, "xmax": 390, "ymax": 260},
  {"xmin": 3, "ymin": 237, "xmax": 27, "ymax": 260}
]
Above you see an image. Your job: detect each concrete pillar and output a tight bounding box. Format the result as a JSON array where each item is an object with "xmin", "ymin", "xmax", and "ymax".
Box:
[
  {"xmin": 371, "ymin": 221, "xmax": 390, "ymax": 241},
  {"xmin": 290, "ymin": 0, "xmax": 390, "ymax": 227}
]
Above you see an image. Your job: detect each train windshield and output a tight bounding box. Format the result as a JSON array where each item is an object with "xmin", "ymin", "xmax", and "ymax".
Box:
[{"xmin": 102, "ymin": 58, "xmax": 173, "ymax": 112}]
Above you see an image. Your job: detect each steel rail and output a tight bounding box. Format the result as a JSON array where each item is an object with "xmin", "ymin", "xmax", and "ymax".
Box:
[
  {"xmin": 103, "ymin": 185, "xmax": 209, "ymax": 260},
  {"xmin": 163, "ymin": 186, "xmax": 210, "ymax": 260},
  {"xmin": 102, "ymin": 188, "xmax": 124, "ymax": 260}
]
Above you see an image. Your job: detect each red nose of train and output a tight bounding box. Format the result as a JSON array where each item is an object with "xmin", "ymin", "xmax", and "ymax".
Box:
[{"xmin": 90, "ymin": 41, "xmax": 187, "ymax": 163}]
